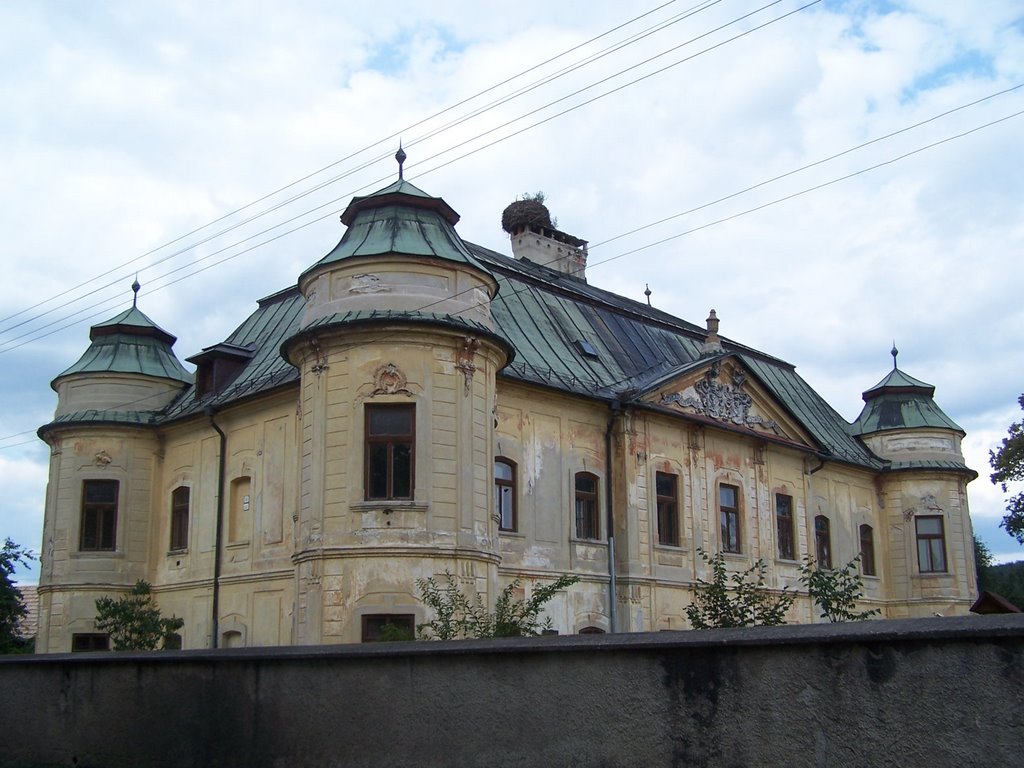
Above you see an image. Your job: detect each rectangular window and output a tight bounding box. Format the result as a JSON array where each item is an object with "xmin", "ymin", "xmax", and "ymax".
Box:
[
  {"xmin": 365, "ymin": 404, "xmax": 415, "ymax": 500},
  {"xmin": 916, "ymin": 516, "xmax": 947, "ymax": 573},
  {"xmin": 495, "ymin": 459, "xmax": 516, "ymax": 532},
  {"xmin": 575, "ymin": 472, "xmax": 599, "ymax": 540},
  {"xmin": 776, "ymin": 493, "xmax": 795, "ymax": 560},
  {"xmin": 170, "ymin": 486, "xmax": 190, "ymax": 552},
  {"xmin": 80, "ymin": 479, "xmax": 118, "ymax": 551},
  {"xmin": 719, "ymin": 484, "xmax": 740, "ymax": 553},
  {"xmin": 72, "ymin": 633, "xmax": 109, "ymax": 652},
  {"xmin": 860, "ymin": 524, "xmax": 876, "ymax": 577},
  {"xmin": 656, "ymin": 472, "xmax": 679, "ymax": 546},
  {"xmin": 361, "ymin": 614, "xmax": 415, "ymax": 642}
]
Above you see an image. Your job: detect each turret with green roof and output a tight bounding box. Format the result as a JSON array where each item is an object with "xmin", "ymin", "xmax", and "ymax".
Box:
[{"xmin": 46, "ymin": 282, "xmax": 192, "ymax": 424}]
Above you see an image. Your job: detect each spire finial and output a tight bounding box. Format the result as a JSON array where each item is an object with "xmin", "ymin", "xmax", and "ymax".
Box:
[
  {"xmin": 396, "ymin": 142, "xmax": 406, "ymax": 180},
  {"xmin": 644, "ymin": 283, "xmax": 652, "ymax": 306},
  {"xmin": 891, "ymin": 340, "xmax": 898, "ymax": 369},
  {"xmin": 131, "ymin": 276, "xmax": 141, "ymax": 308}
]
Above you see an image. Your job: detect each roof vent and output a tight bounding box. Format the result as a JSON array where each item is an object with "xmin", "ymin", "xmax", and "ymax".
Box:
[{"xmin": 576, "ymin": 339, "xmax": 599, "ymax": 359}]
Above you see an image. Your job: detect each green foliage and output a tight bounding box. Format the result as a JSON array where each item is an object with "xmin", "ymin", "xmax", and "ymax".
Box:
[
  {"xmin": 978, "ymin": 559, "xmax": 1024, "ymax": 609},
  {"xmin": 685, "ymin": 549, "xmax": 794, "ymax": 629},
  {"xmin": 990, "ymin": 394, "xmax": 1024, "ymax": 544},
  {"xmin": 799, "ymin": 555, "xmax": 879, "ymax": 622},
  {"xmin": 416, "ymin": 570, "xmax": 579, "ymax": 640},
  {"xmin": 1, "ymin": 538, "xmax": 35, "ymax": 654},
  {"xmin": 375, "ymin": 621, "xmax": 415, "ymax": 642},
  {"xmin": 94, "ymin": 580, "xmax": 184, "ymax": 651}
]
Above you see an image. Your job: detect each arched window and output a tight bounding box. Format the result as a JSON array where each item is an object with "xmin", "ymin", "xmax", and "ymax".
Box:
[
  {"xmin": 859, "ymin": 524, "xmax": 876, "ymax": 576},
  {"xmin": 170, "ymin": 486, "xmax": 190, "ymax": 552},
  {"xmin": 494, "ymin": 459, "xmax": 517, "ymax": 532},
  {"xmin": 575, "ymin": 472, "xmax": 599, "ymax": 540},
  {"xmin": 775, "ymin": 493, "xmax": 795, "ymax": 560},
  {"xmin": 814, "ymin": 515, "xmax": 832, "ymax": 568},
  {"xmin": 578, "ymin": 626, "xmax": 606, "ymax": 634},
  {"xmin": 656, "ymin": 472, "xmax": 679, "ymax": 546},
  {"xmin": 719, "ymin": 484, "xmax": 741, "ymax": 554}
]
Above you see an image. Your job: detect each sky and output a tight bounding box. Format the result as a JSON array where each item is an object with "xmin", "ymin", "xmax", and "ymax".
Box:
[{"xmin": 2, "ymin": 0, "xmax": 1023, "ymax": 582}]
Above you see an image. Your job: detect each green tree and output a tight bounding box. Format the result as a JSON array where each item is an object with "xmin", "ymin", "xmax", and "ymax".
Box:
[
  {"xmin": 416, "ymin": 571, "xmax": 579, "ymax": 640},
  {"xmin": 685, "ymin": 549, "xmax": 795, "ymax": 629},
  {"xmin": 799, "ymin": 555, "xmax": 879, "ymax": 622},
  {"xmin": 974, "ymin": 534, "xmax": 993, "ymax": 596},
  {"xmin": 1, "ymin": 538, "xmax": 35, "ymax": 654},
  {"xmin": 94, "ymin": 580, "xmax": 184, "ymax": 650},
  {"xmin": 990, "ymin": 394, "xmax": 1024, "ymax": 543}
]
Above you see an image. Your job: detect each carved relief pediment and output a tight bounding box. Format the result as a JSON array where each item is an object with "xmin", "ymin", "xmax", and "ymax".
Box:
[{"xmin": 645, "ymin": 359, "xmax": 813, "ymax": 446}]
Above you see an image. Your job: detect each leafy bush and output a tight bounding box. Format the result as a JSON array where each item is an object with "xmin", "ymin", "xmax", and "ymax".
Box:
[
  {"xmin": 94, "ymin": 580, "xmax": 184, "ymax": 650},
  {"xmin": 685, "ymin": 549, "xmax": 794, "ymax": 629},
  {"xmin": 799, "ymin": 555, "xmax": 879, "ymax": 622},
  {"xmin": 416, "ymin": 570, "xmax": 579, "ymax": 639}
]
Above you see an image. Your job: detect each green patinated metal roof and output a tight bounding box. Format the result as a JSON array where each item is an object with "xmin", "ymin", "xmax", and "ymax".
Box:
[
  {"xmin": 54, "ymin": 305, "xmax": 192, "ymax": 389},
  {"xmin": 60, "ymin": 209, "xmax": 966, "ymax": 475},
  {"xmin": 90, "ymin": 305, "xmax": 176, "ymax": 344},
  {"xmin": 851, "ymin": 366, "xmax": 963, "ymax": 436},
  {"xmin": 302, "ymin": 178, "xmax": 492, "ymax": 280}
]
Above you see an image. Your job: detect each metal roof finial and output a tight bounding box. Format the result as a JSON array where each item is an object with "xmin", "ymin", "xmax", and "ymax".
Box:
[
  {"xmin": 396, "ymin": 142, "xmax": 407, "ymax": 180},
  {"xmin": 644, "ymin": 283, "xmax": 652, "ymax": 306},
  {"xmin": 131, "ymin": 276, "xmax": 141, "ymax": 308},
  {"xmin": 891, "ymin": 340, "xmax": 899, "ymax": 369}
]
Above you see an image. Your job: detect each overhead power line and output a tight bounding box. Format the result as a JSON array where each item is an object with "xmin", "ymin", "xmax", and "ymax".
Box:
[
  {"xmin": 0, "ymin": 0, "xmax": 701, "ymax": 333},
  {"xmin": 0, "ymin": 0, "xmax": 811, "ymax": 350}
]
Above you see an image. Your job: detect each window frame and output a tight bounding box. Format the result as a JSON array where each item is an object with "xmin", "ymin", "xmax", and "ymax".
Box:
[
  {"xmin": 859, "ymin": 523, "xmax": 876, "ymax": 577},
  {"xmin": 775, "ymin": 493, "xmax": 795, "ymax": 561},
  {"xmin": 170, "ymin": 485, "xmax": 190, "ymax": 552},
  {"xmin": 494, "ymin": 458, "xmax": 517, "ymax": 532},
  {"xmin": 71, "ymin": 633, "xmax": 110, "ymax": 652},
  {"xmin": 574, "ymin": 472, "xmax": 600, "ymax": 540},
  {"xmin": 719, "ymin": 483, "xmax": 741, "ymax": 554},
  {"xmin": 915, "ymin": 515, "xmax": 947, "ymax": 574},
  {"xmin": 80, "ymin": 479, "xmax": 119, "ymax": 552},
  {"xmin": 364, "ymin": 403, "xmax": 416, "ymax": 501},
  {"xmin": 655, "ymin": 471, "xmax": 680, "ymax": 547},
  {"xmin": 814, "ymin": 514, "xmax": 832, "ymax": 569}
]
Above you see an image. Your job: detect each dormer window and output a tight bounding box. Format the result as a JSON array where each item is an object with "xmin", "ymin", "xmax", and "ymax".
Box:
[{"xmin": 187, "ymin": 343, "xmax": 255, "ymax": 399}]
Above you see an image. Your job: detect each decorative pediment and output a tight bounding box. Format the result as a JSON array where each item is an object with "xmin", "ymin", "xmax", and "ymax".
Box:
[{"xmin": 647, "ymin": 359, "xmax": 814, "ymax": 446}]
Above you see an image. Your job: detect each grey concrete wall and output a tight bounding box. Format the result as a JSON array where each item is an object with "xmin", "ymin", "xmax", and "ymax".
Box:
[{"xmin": 2, "ymin": 615, "xmax": 1023, "ymax": 768}]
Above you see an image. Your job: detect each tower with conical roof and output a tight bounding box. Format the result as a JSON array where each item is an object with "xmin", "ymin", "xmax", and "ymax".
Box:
[
  {"xmin": 282, "ymin": 151, "xmax": 512, "ymax": 644},
  {"xmin": 851, "ymin": 347, "xmax": 977, "ymax": 616},
  {"xmin": 35, "ymin": 286, "xmax": 192, "ymax": 650}
]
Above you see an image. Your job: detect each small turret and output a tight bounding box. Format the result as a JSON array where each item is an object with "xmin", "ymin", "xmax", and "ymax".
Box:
[{"xmin": 49, "ymin": 283, "xmax": 192, "ymax": 418}]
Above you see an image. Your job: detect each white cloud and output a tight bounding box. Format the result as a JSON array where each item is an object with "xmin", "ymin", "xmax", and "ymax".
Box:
[{"xmin": 2, "ymin": 0, "xmax": 1023, "ymax": 566}]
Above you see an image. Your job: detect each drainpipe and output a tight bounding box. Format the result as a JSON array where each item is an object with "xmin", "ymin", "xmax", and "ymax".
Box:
[
  {"xmin": 206, "ymin": 406, "xmax": 227, "ymax": 649},
  {"xmin": 605, "ymin": 401, "xmax": 621, "ymax": 633}
]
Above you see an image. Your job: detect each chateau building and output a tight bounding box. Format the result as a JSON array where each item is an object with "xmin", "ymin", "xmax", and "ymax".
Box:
[{"xmin": 35, "ymin": 156, "xmax": 978, "ymax": 651}]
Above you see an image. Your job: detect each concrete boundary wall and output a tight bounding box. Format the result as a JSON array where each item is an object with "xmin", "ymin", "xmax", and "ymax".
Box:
[{"xmin": 2, "ymin": 615, "xmax": 1023, "ymax": 768}]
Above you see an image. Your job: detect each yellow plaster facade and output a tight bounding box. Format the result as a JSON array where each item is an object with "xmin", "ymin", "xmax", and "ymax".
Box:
[{"xmin": 34, "ymin": 175, "xmax": 978, "ymax": 652}]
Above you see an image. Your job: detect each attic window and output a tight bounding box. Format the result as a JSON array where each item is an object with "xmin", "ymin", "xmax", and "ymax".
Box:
[
  {"xmin": 576, "ymin": 339, "xmax": 599, "ymax": 359},
  {"xmin": 186, "ymin": 343, "xmax": 255, "ymax": 399}
]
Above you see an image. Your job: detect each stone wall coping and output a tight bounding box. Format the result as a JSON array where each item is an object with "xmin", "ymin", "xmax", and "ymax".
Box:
[{"xmin": 5, "ymin": 614, "xmax": 1023, "ymax": 666}]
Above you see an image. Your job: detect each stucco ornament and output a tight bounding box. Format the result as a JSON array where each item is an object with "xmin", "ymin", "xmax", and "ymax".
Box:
[
  {"xmin": 371, "ymin": 363, "xmax": 412, "ymax": 397},
  {"xmin": 455, "ymin": 337, "xmax": 479, "ymax": 396},
  {"xmin": 94, "ymin": 450, "xmax": 113, "ymax": 467},
  {"xmin": 349, "ymin": 274, "xmax": 389, "ymax": 294},
  {"xmin": 660, "ymin": 362, "xmax": 778, "ymax": 432},
  {"xmin": 904, "ymin": 492, "xmax": 944, "ymax": 521}
]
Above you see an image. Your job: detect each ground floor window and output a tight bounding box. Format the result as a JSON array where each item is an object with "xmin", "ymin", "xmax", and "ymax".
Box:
[
  {"xmin": 72, "ymin": 633, "xmax": 109, "ymax": 652},
  {"xmin": 362, "ymin": 614, "xmax": 416, "ymax": 642}
]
